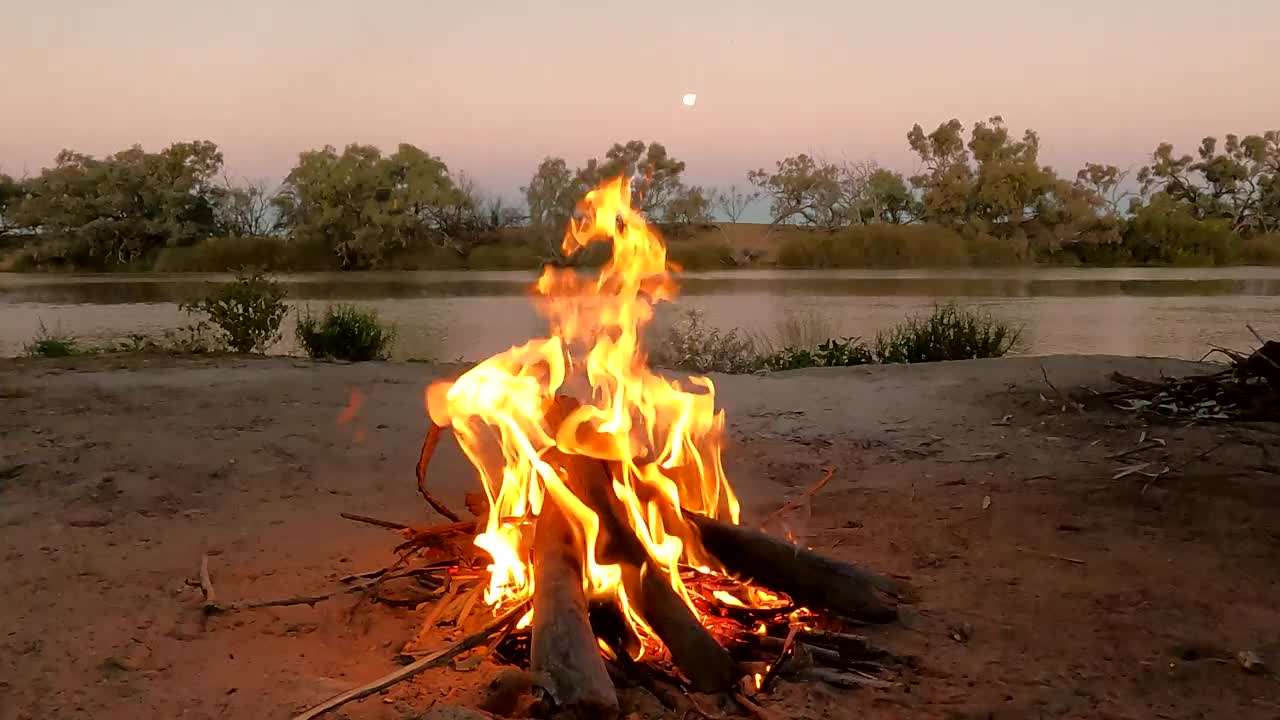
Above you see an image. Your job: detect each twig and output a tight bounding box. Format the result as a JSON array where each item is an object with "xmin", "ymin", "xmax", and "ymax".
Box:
[
  {"xmin": 454, "ymin": 582, "xmax": 484, "ymax": 627},
  {"xmin": 731, "ymin": 691, "xmax": 779, "ymax": 720},
  {"xmin": 765, "ymin": 467, "xmax": 835, "ymax": 524},
  {"xmin": 290, "ymin": 601, "xmax": 529, "ymax": 720},
  {"xmin": 1040, "ymin": 363, "xmax": 1064, "ymax": 399},
  {"xmin": 1014, "ymin": 546, "xmax": 1086, "ymax": 565},
  {"xmin": 407, "ymin": 582, "xmax": 460, "ymax": 650},
  {"xmin": 199, "ymin": 554, "xmax": 217, "ymax": 610},
  {"xmin": 339, "ymin": 512, "xmax": 410, "ymax": 531},
  {"xmin": 796, "ymin": 667, "xmax": 894, "ymax": 689},
  {"xmin": 1105, "ymin": 442, "xmax": 1165, "ymax": 461},
  {"xmin": 759, "ymin": 625, "xmax": 798, "ymax": 693},
  {"xmin": 210, "ymin": 593, "xmax": 340, "ymax": 613},
  {"xmin": 416, "ymin": 423, "xmax": 462, "ymax": 522}
]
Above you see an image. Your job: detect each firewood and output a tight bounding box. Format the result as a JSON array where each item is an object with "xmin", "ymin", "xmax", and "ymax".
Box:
[
  {"xmin": 686, "ymin": 513, "xmax": 899, "ymax": 622},
  {"xmin": 546, "ymin": 443, "xmax": 735, "ymax": 693},
  {"xmin": 531, "ymin": 497, "xmax": 620, "ymax": 719}
]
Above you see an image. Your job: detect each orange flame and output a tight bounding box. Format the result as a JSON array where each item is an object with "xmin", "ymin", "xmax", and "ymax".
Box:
[{"xmin": 425, "ymin": 177, "xmax": 741, "ymax": 654}]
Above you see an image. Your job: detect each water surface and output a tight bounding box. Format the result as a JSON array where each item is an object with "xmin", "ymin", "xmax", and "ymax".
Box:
[{"xmin": 2, "ymin": 268, "xmax": 1277, "ymax": 361}]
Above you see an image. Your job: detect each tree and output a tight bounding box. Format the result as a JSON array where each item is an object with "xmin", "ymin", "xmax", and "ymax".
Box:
[
  {"xmin": 216, "ymin": 176, "xmax": 279, "ymax": 237},
  {"xmin": 747, "ymin": 154, "xmax": 843, "ymax": 227},
  {"xmin": 665, "ymin": 185, "xmax": 713, "ymax": 226},
  {"xmin": 862, "ymin": 168, "xmax": 916, "ymax": 224},
  {"xmin": 577, "ymin": 140, "xmax": 687, "ymax": 217},
  {"xmin": 1074, "ymin": 163, "xmax": 1132, "ymax": 216},
  {"xmin": 711, "ymin": 184, "xmax": 758, "ymax": 223},
  {"xmin": 523, "ymin": 156, "xmax": 581, "ymax": 232},
  {"xmin": 273, "ymin": 143, "xmax": 474, "ymax": 269},
  {"xmin": 906, "ymin": 119, "xmax": 975, "ymax": 224},
  {"xmin": 1137, "ymin": 131, "xmax": 1280, "ymax": 235},
  {"xmin": 0, "ymin": 172, "xmax": 22, "ymax": 240},
  {"xmin": 12, "ymin": 141, "xmax": 225, "ymax": 266}
]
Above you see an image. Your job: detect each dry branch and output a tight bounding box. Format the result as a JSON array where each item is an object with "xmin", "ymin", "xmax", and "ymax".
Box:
[
  {"xmin": 199, "ymin": 553, "xmax": 217, "ymax": 610},
  {"xmin": 290, "ymin": 601, "xmax": 529, "ymax": 720},
  {"xmin": 415, "ymin": 422, "xmax": 462, "ymax": 522}
]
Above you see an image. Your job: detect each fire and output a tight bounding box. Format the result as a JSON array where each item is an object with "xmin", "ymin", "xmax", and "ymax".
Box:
[{"xmin": 425, "ymin": 176, "xmax": 743, "ymax": 655}]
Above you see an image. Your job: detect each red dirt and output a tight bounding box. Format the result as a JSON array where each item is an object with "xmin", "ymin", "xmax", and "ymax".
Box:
[{"xmin": 0, "ymin": 354, "xmax": 1277, "ymax": 719}]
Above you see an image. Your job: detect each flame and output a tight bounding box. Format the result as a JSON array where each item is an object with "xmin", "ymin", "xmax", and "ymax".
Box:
[{"xmin": 426, "ymin": 177, "xmax": 741, "ymax": 655}]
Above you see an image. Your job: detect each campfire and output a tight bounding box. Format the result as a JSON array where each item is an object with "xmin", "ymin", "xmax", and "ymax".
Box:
[{"xmin": 275, "ymin": 177, "xmax": 904, "ymax": 720}]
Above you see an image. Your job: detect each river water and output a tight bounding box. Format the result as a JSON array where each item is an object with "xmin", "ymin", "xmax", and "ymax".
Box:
[{"xmin": 2, "ymin": 268, "xmax": 1278, "ymax": 361}]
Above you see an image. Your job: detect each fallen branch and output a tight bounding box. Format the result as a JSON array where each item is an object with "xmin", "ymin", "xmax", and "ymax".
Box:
[
  {"xmin": 290, "ymin": 601, "xmax": 529, "ymax": 720},
  {"xmin": 796, "ymin": 667, "xmax": 894, "ymax": 690},
  {"xmin": 415, "ymin": 422, "xmax": 462, "ymax": 522},
  {"xmin": 1014, "ymin": 546, "xmax": 1086, "ymax": 566}
]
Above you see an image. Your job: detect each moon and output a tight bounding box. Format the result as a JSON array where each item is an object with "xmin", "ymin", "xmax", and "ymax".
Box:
[{"xmin": 681, "ymin": 93, "xmax": 697, "ymax": 107}]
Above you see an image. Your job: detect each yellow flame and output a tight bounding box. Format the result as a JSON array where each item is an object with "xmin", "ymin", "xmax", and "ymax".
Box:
[{"xmin": 425, "ymin": 177, "xmax": 742, "ymax": 651}]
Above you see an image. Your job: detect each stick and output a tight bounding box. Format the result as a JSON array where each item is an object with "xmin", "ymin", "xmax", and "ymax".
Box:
[
  {"xmin": 530, "ymin": 499, "xmax": 620, "ymax": 718},
  {"xmin": 763, "ymin": 467, "xmax": 835, "ymax": 524},
  {"xmin": 199, "ymin": 554, "xmax": 217, "ymax": 610},
  {"xmin": 795, "ymin": 629, "xmax": 892, "ymax": 660},
  {"xmin": 1014, "ymin": 546, "xmax": 1086, "ymax": 565},
  {"xmin": 339, "ymin": 512, "xmax": 410, "ymax": 531},
  {"xmin": 796, "ymin": 667, "xmax": 894, "ymax": 690},
  {"xmin": 210, "ymin": 594, "xmax": 340, "ymax": 613},
  {"xmin": 687, "ymin": 513, "xmax": 898, "ymax": 623},
  {"xmin": 1040, "ymin": 363, "xmax": 1064, "ymax": 399},
  {"xmin": 415, "ymin": 423, "xmax": 461, "ymax": 522},
  {"xmin": 759, "ymin": 625, "xmax": 798, "ymax": 693},
  {"xmin": 290, "ymin": 602, "xmax": 528, "ymax": 720}
]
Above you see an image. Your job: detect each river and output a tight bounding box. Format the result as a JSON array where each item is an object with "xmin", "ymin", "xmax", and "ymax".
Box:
[{"xmin": 2, "ymin": 268, "xmax": 1278, "ymax": 361}]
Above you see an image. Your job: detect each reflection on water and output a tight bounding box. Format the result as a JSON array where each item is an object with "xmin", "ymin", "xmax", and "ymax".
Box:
[{"xmin": 2, "ymin": 268, "xmax": 1278, "ymax": 361}]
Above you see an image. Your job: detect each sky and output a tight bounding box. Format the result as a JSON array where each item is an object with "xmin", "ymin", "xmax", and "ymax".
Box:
[{"xmin": 3, "ymin": 0, "xmax": 1279, "ymax": 206}]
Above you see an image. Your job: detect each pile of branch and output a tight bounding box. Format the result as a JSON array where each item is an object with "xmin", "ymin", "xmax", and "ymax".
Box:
[{"xmin": 1101, "ymin": 331, "xmax": 1279, "ymax": 422}]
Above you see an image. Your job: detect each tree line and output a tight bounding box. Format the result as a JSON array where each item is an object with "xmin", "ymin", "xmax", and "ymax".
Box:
[{"xmin": 2, "ymin": 118, "xmax": 1277, "ymax": 270}]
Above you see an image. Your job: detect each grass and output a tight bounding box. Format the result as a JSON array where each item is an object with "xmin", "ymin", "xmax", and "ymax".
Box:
[
  {"xmin": 295, "ymin": 304, "xmax": 397, "ymax": 361},
  {"xmin": 23, "ymin": 321, "xmax": 81, "ymax": 357}
]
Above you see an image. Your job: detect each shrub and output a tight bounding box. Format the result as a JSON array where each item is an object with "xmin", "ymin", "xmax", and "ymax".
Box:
[
  {"xmin": 181, "ymin": 269, "xmax": 288, "ymax": 353},
  {"xmin": 23, "ymin": 321, "xmax": 81, "ymax": 357},
  {"xmin": 1240, "ymin": 233, "xmax": 1280, "ymax": 265},
  {"xmin": 295, "ymin": 304, "xmax": 397, "ymax": 361},
  {"xmin": 873, "ymin": 302, "xmax": 1021, "ymax": 364},
  {"xmin": 465, "ymin": 243, "xmax": 542, "ymax": 270},
  {"xmin": 153, "ymin": 236, "xmax": 286, "ymax": 272},
  {"xmin": 648, "ymin": 308, "xmax": 763, "ymax": 373}
]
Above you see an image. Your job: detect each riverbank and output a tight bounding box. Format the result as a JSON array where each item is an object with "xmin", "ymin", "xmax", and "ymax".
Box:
[{"xmin": 1, "ymin": 354, "xmax": 1277, "ymax": 719}]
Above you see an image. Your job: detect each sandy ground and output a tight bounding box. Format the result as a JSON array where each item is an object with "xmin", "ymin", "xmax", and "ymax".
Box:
[{"xmin": 1, "ymin": 354, "xmax": 1278, "ymax": 720}]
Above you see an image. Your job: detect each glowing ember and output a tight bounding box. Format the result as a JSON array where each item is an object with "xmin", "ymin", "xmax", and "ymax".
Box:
[{"xmin": 425, "ymin": 176, "xmax": 752, "ymax": 656}]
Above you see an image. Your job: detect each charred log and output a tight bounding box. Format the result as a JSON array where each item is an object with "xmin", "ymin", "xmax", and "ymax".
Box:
[{"xmin": 687, "ymin": 513, "xmax": 899, "ymax": 623}]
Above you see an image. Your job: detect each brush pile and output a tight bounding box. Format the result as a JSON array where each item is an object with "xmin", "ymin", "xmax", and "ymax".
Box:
[{"xmin": 1101, "ymin": 332, "xmax": 1279, "ymax": 422}]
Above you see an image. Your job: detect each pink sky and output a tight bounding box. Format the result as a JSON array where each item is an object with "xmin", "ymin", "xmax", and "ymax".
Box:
[{"xmin": 3, "ymin": 0, "xmax": 1278, "ymax": 200}]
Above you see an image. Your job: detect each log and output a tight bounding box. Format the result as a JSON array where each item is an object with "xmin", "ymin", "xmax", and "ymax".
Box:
[
  {"xmin": 545, "ymin": 444, "xmax": 735, "ymax": 693},
  {"xmin": 687, "ymin": 513, "xmax": 899, "ymax": 623},
  {"xmin": 531, "ymin": 496, "xmax": 619, "ymax": 719}
]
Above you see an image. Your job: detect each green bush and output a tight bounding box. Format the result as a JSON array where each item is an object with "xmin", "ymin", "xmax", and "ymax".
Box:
[
  {"xmin": 465, "ymin": 243, "xmax": 542, "ymax": 270},
  {"xmin": 776, "ymin": 223, "xmax": 982, "ymax": 268},
  {"xmin": 23, "ymin": 321, "xmax": 81, "ymax": 357},
  {"xmin": 648, "ymin": 308, "xmax": 763, "ymax": 373},
  {"xmin": 295, "ymin": 304, "xmax": 397, "ymax": 361},
  {"xmin": 181, "ymin": 269, "xmax": 288, "ymax": 353},
  {"xmin": 873, "ymin": 302, "xmax": 1021, "ymax": 363},
  {"xmin": 762, "ymin": 338, "xmax": 873, "ymax": 370}
]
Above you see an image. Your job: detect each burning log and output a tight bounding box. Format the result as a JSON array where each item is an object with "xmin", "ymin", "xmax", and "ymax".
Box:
[
  {"xmin": 544, "ymin": 444, "xmax": 737, "ymax": 693},
  {"xmin": 530, "ymin": 497, "xmax": 620, "ymax": 718},
  {"xmin": 686, "ymin": 513, "xmax": 899, "ymax": 623}
]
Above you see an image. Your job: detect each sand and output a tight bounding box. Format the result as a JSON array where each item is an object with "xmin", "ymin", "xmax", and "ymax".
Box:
[{"xmin": 0, "ymin": 354, "xmax": 1277, "ymax": 719}]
